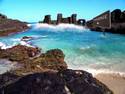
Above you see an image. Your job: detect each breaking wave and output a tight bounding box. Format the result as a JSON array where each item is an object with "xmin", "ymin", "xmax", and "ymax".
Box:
[{"xmin": 32, "ymin": 23, "xmax": 88, "ymax": 32}]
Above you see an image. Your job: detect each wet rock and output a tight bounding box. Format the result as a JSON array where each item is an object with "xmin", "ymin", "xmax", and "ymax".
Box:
[
  {"xmin": 0, "ymin": 45, "xmax": 41, "ymax": 62},
  {"xmin": 0, "ymin": 72, "xmax": 19, "ymax": 88},
  {"xmin": 0, "ymin": 13, "xmax": 29, "ymax": 36},
  {"xmin": 0, "ymin": 46, "xmax": 67, "ymax": 75},
  {"xmin": 21, "ymin": 36, "xmax": 33, "ymax": 41},
  {"xmin": 0, "ymin": 69, "xmax": 113, "ymax": 94},
  {"xmin": 58, "ymin": 69, "xmax": 113, "ymax": 94},
  {"xmin": 32, "ymin": 49, "xmax": 67, "ymax": 71}
]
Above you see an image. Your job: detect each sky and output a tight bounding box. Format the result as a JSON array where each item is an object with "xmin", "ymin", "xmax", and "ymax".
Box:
[{"xmin": 0, "ymin": 0, "xmax": 125, "ymax": 22}]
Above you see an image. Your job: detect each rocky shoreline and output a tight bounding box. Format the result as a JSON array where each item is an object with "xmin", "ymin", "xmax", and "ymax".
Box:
[
  {"xmin": 0, "ymin": 45, "xmax": 113, "ymax": 94},
  {"xmin": 87, "ymin": 9, "xmax": 125, "ymax": 34},
  {"xmin": 0, "ymin": 14, "xmax": 29, "ymax": 36}
]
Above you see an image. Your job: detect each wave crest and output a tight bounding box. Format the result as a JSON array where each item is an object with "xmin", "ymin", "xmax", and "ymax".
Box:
[{"xmin": 33, "ymin": 23, "xmax": 88, "ymax": 32}]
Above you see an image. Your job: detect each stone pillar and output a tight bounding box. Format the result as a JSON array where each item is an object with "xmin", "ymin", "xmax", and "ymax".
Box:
[
  {"xmin": 68, "ymin": 17, "xmax": 72, "ymax": 24},
  {"xmin": 43, "ymin": 15, "xmax": 51, "ymax": 24},
  {"xmin": 71, "ymin": 14, "xmax": 77, "ymax": 24},
  {"xmin": 57, "ymin": 13, "xmax": 62, "ymax": 24}
]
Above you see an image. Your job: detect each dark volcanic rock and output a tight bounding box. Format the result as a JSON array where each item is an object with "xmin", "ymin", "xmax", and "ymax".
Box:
[
  {"xmin": 59, "ymin": 69, "xmax": 112, "ymax": 94},
  {"xmin": 43, "ymin": 15, "xmax": 51, "ymax": 24},
  {"xmin": 111, "ymin": 9, "xmax": 122, "ymax": 23},
  {"xmin": 21, "ymin": 36, "xmax": 33, "ymax": 41},
  {"xmin": 0, "ymin": 72, "xmax": 19, "ymax": 88},
  {"xmin": 57, "ymin": 13, "xmax": 63, "ymax": 24},
  {"xmin": 0, "ymin": 69, "xmax": 113, "ymax": 94},
  {"xmin": 77, "ymin": 19, "xmax": 86, "ymax": 26},
  {"xmin": 71, "ymin": 14, "xmax": 77, "ymax": 24}
]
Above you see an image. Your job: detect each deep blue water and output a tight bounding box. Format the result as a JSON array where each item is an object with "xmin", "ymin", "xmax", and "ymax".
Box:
[{"xmin": 0, "ymin": 24, "xmax": 125, "ymax": 74}]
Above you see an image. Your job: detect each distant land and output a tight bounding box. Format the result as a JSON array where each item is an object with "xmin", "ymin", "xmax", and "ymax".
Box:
[
  {"xmin": 0, "ymin": 9, "xmax": 125, "ymax": 37},
  {"xmin": 39, "ymin": 9, "xmax": 125, "ymax": 34},
  {"xmin": 0, "ymin": 14, "xmax": 29, "ymax": 36}
]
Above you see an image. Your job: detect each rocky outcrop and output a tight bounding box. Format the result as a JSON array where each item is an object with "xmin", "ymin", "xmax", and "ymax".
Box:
[
  {"xmin": 87, "ymin": 9, "xmax": 125, "ymax": 34},
  {"xmin": 0, "ymin": 45, "xmax": 67, "ymax": 75},
  {"xmin": 0, "ymin": 69, "xmax": 113, "ymax": 94},
  {"xmin": 77, "ymin": 19, "xmax": 86, "ymax": 26},
  {"xmin": 32, "ymin": 49, "xmax": 67, "ymax": 71},
  {"xmin": 57, "ymin": 13, "xmax": 63, "ymax": 24},
  {"xmin": 21, "ymin": 36, "xmax": 33, "ymax": 41},
  {"xmin": 71, "ymin": 14, "xmax": 77, "ymax": 24},
  {"xmin": 43, "ymin": 15, "xmax": 51, "ymax": 24},
  {"xmin": 0, "ymin": 13, "xmax": 29, "ymax": 36},
  {"xmin": 40, "ymin": 14, "xmax": 86, "ymax": 26},
  {"xmin": 0, "ymin": 45, "xmax": 113, "ymax": 94},
  {"xmin": 0, "ymin": 45, "xmax": 40, "ymax": 62}
]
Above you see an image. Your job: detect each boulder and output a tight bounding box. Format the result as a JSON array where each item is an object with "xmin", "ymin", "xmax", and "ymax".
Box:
[
  {"xmin": 21, "ymin": 36, "xmax": 33, "ymax": 41},
  {"xmin": 0, "ymin": 69, "xmax": 113, "ymax": 94},
  {"xmin": 0, "ymin": 14, "xmax": 29, "ymax": 36},
  {"xmin": 0, "ymin": 45, "xmax": 41, "ymax": 62},
  {"xmin": 32, "ymin": 49, "xmax": 67, "ymax": 71}
]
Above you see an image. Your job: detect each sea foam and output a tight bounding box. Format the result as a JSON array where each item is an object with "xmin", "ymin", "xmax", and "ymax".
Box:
[{"xmin": 33, "ymin": 23, "xmax": 88, "ymax": 32}]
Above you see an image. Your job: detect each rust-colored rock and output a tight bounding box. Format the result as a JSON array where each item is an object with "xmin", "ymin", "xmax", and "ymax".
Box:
[
  {"xmin": 0, "ymin": 45, "xmax": 41, "ymax": 62},
  {"xmin": 0, "ymin": 13, "xmax": 29, "ymax": 36}
]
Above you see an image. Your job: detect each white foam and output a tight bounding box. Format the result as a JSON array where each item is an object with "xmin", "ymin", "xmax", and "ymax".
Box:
[
  {"xmin": 33, "ymin": 23, "xmax": 88, "ymax": 32},
  {"xmin": 19, "ymin": 41, "xmax": 35, "ymax": 47},
  {"xmin": 68, "ymin": 64, "xmax": 125, "ymax": 77},
  {"xmin": 0, "ymin": 42, "xmax": 15, "ymax": 49}
]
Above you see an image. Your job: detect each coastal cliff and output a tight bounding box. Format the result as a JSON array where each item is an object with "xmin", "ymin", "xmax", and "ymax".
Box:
[
  {"xmin": 0, "ymin": 13, "xmax": 29, "ymax": 36},
  {"xmin": 0, "ymin": 45, "xmax": 113, "ymax": 94},
  {"xmin": 87, "ymin": 9, "xmax": 125, "ymax": 34}
]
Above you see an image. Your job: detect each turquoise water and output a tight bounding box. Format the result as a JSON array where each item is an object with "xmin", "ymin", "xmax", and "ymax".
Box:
[{"xmin": 0, "ymin": 24, "xmax": 125, "ymax": 74}]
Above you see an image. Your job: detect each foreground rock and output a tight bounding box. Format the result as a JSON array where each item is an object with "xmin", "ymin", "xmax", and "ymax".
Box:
[
  {"xmin": 0, "ymin": 69, "xmax": 113, "ymax": 94},
  {"xmin": 0, "ymin": 13, "xmax": 29, "ymax": 36},
  {"xmin": 0, "ymin": 45, "xmax": 40, "ymax": 62},
  {"xmin": 0, "ymin": 45, "xmax": 67, "ymax": 75},
  {"xmin": 0, "ymin": 45, "xmax": 113, "ymax": 94}
]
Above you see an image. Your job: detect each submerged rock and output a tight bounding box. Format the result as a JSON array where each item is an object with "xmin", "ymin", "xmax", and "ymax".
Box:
[
  {"xmin": 21, "ymin": 36, "xmax": 33, "ymax": 41},
  {"xmin": 0, "ymin": 69, "xmax": 113, "ymax": 94}
]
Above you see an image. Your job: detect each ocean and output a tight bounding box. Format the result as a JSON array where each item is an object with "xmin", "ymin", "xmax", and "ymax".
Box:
[{"xmin": 0, "ymin": 23, "xmax": 125, "ymax": 75}]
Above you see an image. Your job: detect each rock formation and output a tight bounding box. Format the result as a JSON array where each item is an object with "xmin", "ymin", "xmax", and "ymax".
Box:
[
  {"xmin": 40, "ymin": 13, "xmax": 86, "ymax": 25},
  {"xmin": 57, "ymin": 13, "xmax": 63, "ymax": 24},
  {"xmin": 43, "ymin": 15, "xmax": 51, "ymax": 24},
  {"xmin": 87, "ymin": 9, "xmax": 125, "ymax": 34},
  {"xmin": 0, "ymin": 45, "xmax": 67, "ymax": 75},
  {"xmin": 77, "ymin": 19, "xmax": 86, "ymax": 26},
  {"xmin": 71, "ymin": 14, "xmax": 77, "ymax": 24},
  {"xmin": 0, "ymin": 45, "xmax": 40, "ymax": 62},
  {"xmin": 0, "ymin": 13, "xmax": 29, "ymax": 36},
  {"xmin": 0, "ymin": 45, "xmax": 113, "ymax": 94},
  {"xmin": 0, "ymin": 69, "xmax": 113, "ymax": 94}
]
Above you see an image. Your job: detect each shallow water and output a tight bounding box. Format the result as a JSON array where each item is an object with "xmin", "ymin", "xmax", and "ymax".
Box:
[{"xmin": 0, "ymin": 24, "xmax": 125, "ymax": 74}]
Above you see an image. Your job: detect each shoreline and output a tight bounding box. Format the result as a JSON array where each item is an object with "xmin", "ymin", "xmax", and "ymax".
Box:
[{"xmin": 95, "ymin": 73, "xmax": 125, "ymax": 94}]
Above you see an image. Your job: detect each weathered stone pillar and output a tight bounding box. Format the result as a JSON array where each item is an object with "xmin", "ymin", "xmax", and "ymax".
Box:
[
  {"xmin": 43, "ymin": 15, "xmax": 51, "ymax": 24},
  {"xmin": 57, "ymin": 13, "xmax": 62, "ymax": 24},
  {"xmin": 71, "ymin": 14, "xmax": 77, "ymax": 24}
]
